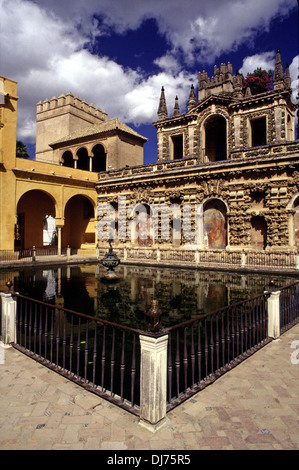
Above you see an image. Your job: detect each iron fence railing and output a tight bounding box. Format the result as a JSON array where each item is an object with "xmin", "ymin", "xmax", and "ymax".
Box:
[
  {"xmin": 279, "ymin": 282, "xmax": 299, "ymax": 333},
  {"xmin": 12, "ymin": 293, "xmax": 141, "ymax": 415},
  {"xmin": 0, "ymin": 247, "xmax": 70, "ymax": 262},
  {"xmin": 165, "ymin": 292, "xmax": 270, "ymax": 411},
  {"xmin": 2, "ymin": 281, "xmax": 299, "ymax": 417}
]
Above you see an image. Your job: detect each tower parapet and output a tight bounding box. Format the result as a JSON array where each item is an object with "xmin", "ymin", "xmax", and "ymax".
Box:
[
  {"xmin": 36, "ymin": 92, "xmax": 107, "ymax": 162},
  {"xmin": 198, "ymin": 62, "xmax": 237, "ymax": 101}
]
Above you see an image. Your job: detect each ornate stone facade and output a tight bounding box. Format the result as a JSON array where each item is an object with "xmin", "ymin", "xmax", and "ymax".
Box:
[
  {"xmin": 96, "ymin": 51, "xmax": 299, "ymax": 266},
  {"xmin": 154, "ymin": 50, "xmax": 295, "ymax": 163}
]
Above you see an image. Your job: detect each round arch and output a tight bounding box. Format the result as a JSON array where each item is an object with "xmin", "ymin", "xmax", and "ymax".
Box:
[
  {"xmin": 92, "ymin": 143, "xmax": 107, "ymax": 172},
  {"xmin": 76, "ymin": 147, "xmax": 90, "ymax": 171},
  {"xmin": 129, "ymin": 203, "xmax": 153, "ymax": 246},
  {"xmin": 61, "ymin": 150, "xmax": 74, "ymax": 168},
  {"xmin": 203, "ymin": 114, "xmax": 227, "ymax": 162},
  {"xmin": 287, "ymin": 193, "xmax": 299, "ymax": 247},
  {"xmin": 16, "ymin": 189, "xmax": 57, "ymax": 249},
  {"xmin": 63, "ymin": 195, "xmax": 96, "ymax": 249},
  {"xmin": 202, "ymin": 198, "xmax": 228, "ymax": 249}
]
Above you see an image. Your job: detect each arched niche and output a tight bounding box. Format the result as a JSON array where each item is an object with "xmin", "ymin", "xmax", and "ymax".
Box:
[
  {"xmin": 203, "ymin": 199, "xmax": 227, "ymax": 249},
  {"xmin": 251, "ymin": 215, "xmax": 267, "ymax": 250},
  {"xmin": 293, "ymin": 196, "xmax": 299, "ymax": 247},
  {"xmin": 129, "ymin": 203, "xmax": 153, "ymax": 247}
]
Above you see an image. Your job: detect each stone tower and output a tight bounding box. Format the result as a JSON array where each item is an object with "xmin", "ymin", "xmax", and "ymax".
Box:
[{"xmin": 35, "ymin": 93, "xmax": 108, "ymax": 163}]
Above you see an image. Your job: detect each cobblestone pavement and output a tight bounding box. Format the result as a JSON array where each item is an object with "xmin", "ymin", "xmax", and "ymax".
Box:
[{"xmin": 0, "ymin": 324, "xmax": 299, "ymax": 451}]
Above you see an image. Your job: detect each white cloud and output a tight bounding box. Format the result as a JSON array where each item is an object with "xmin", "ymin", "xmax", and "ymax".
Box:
[
  {"xmin": 123, "ymin": 71, "xmax": 196, "ymax": 125},
  {"xmin": 0, "ymin": 0, "xmax": 297, "ymax": 144},
  {"xmin": 239, "ymin": 52, "xmax": 276, "ymax": 77},
  {"xmin": 289, "ymin": 55, "xmax": 299, "ymax": 103},
  {"xmin": 16, "ymin": 0, "xmax": 297, "ymax": 65}
]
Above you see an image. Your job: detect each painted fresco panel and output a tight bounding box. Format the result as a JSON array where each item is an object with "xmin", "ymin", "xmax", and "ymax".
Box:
[
  {"xmin": 204, "ymin": 207, "xmax": 227, "ymax": 249},
  {"xmin": 294, "ymin": 210, "xmax": 299, "ymax": 246}
]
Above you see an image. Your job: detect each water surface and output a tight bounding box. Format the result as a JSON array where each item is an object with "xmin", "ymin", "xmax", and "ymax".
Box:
[{"xmin": 0, "ymin": 263, "xmax": 296, "ymax": 328}]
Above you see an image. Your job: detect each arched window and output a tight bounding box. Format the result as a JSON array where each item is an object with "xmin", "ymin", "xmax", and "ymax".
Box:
[
  {"xmin": 77, "ymin": 148, "xmax": 89, "ymax": 171},
  {"xmin": 92, "ymin": 144, "xmax": 107, "ymax": 172},
  {"xmin": 62, "ymin": 151, "xmax": 73, "ymax": 168},
  {"xmin": 204, "ymin": 115, "xmax": 227, "ymax": 162},
  {"xmin": 203, "ymin": 199, "xmax": 227, "ymax": 249}
]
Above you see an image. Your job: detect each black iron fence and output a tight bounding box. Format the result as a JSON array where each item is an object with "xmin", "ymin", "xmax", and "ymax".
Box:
[
  {"xmin": 165, "ymin": 292, "xmax": 270, "ymax": 411},
  {"xmin": 12, "ymin": 293, "xmax": 141, "ymax": 415},
  {"xmin": 1, "ymin": 281, "xmax": 299, "ymax": 420},
  {"xmin": 279, "ymin": 282, "xmax": 299, "ymax": 333},
  {"xmin": 0, "ymin": 247, "xmax": 69, "ymax": 262}
]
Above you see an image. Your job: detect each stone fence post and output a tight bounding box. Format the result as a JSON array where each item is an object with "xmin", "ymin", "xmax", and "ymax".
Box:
[
  {"xmin": 0, "ymin": 291, "xmax": 17, "ymax": 347},
  {"xmin": 267, "ymin": 290, "xmax": 281, "ymax": 339},
  {"xmin": 139, "ymin": 333, "xmax": 168, "ymax": 431}
]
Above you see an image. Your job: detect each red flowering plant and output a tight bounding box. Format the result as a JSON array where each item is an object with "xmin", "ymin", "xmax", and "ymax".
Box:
[{"xmin": 242, "ymin": 68, "xmax": 273, "ymax": 95}]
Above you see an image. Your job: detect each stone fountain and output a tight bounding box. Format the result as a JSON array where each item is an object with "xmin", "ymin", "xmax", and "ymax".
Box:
[{"xmin": 100, "ymin": 239, "xmax": 120, "ymax": 282}]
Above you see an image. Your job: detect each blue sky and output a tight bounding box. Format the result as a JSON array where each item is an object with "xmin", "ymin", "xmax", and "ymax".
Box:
[{"xmin": 0, "ymin": 0, "xmax": 298, "ymax": 164}]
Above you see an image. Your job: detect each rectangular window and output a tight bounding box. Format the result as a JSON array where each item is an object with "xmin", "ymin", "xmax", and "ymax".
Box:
[
  {"xmin": 251, "ymin": 117, "xmax": 267, "ymax": 147},
  {"xmin": 171, "ymin": 134, "xmax": 183, "ymax": 159}
]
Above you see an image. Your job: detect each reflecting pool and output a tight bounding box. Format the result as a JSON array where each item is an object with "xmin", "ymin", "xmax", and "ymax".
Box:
[{"xmin": 0, "ymin": 263, "xmax": 296, "ymax": 329}]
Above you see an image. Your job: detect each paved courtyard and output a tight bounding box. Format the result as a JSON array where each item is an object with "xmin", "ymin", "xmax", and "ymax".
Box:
[{"xmin": 0, "ymin": 323, "xmax": 299, "ymax": 451}]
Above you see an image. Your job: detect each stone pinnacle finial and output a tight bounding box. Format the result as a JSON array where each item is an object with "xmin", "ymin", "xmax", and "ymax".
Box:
[
  {"xmin": 173, "ymin": 96, "xmax": 180, "ymax": 117},
  {"xmin": 187, "ymin": 84, "xmax": 197, "ymax": 110},
  {"xmin": 157, "ymin": 86, "xmax": 168, "ymax": 120},
  {"xmin": 274, "ymin": 49, "xmax": 284, "ymax": 83}
]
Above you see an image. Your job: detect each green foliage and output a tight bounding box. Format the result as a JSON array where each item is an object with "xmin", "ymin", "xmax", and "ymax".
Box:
[
  {"xmin": 16, "ymin": 141, "xmax": 29, "ymax": 158},
  {"xmin": 243, "ymin": 68, "xmax": 273, "ymax": 95}
]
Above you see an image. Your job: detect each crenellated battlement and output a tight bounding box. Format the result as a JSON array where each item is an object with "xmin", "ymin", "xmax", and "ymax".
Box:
[
  {"xmin": 36, "ymin": 92, "xmax": 107, "ymax": 122},
  {"xmin": 198, "ymin": 62, "xmax": 233, "ymax": 88},
  {"xmin": 198, "ymin": 62, "xmax": 243, "ymax": 100},
  {"xmin": 35, "ymin": 92, "xmax": 108, "ymax": 162}
]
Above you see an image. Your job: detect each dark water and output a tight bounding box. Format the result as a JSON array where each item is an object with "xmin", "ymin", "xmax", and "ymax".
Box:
[{"xmin": 0, "ymin": 263, "xmax": 296, "ymax": 329}]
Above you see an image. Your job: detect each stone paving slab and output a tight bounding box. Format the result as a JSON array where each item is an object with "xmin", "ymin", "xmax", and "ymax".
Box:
[{"xmin": 0, "ymin": 324, "xmax": 299, "ymax": 451}]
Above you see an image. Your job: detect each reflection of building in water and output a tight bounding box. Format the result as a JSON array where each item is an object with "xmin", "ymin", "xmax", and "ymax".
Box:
[
  {"xmin": 42, "ymin": 270, "xmax": 57, "ymax": 301},
  {"xmin": 116, "ymin": 265, "xmax": 290, "ymax": 313},
  {"xmin": 2, "ymin": 264, "xmax": 295, "ymax": 327}
]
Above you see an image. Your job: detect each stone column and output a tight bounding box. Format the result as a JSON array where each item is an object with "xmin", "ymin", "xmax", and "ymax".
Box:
[
  {"xmin": 139, "ymin": 334, "xmax": 168, "ymax": 431},
  {"xmin": 57, "ymin": 227, "xmax": 62, "ymax": 256},
  {"xmin": 267, "ymin": 290, "xmax": 281, "ymax": 339},
  {"xmin": 0, "ymin": 292, "xmax": 17, "ymax": 347}
]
